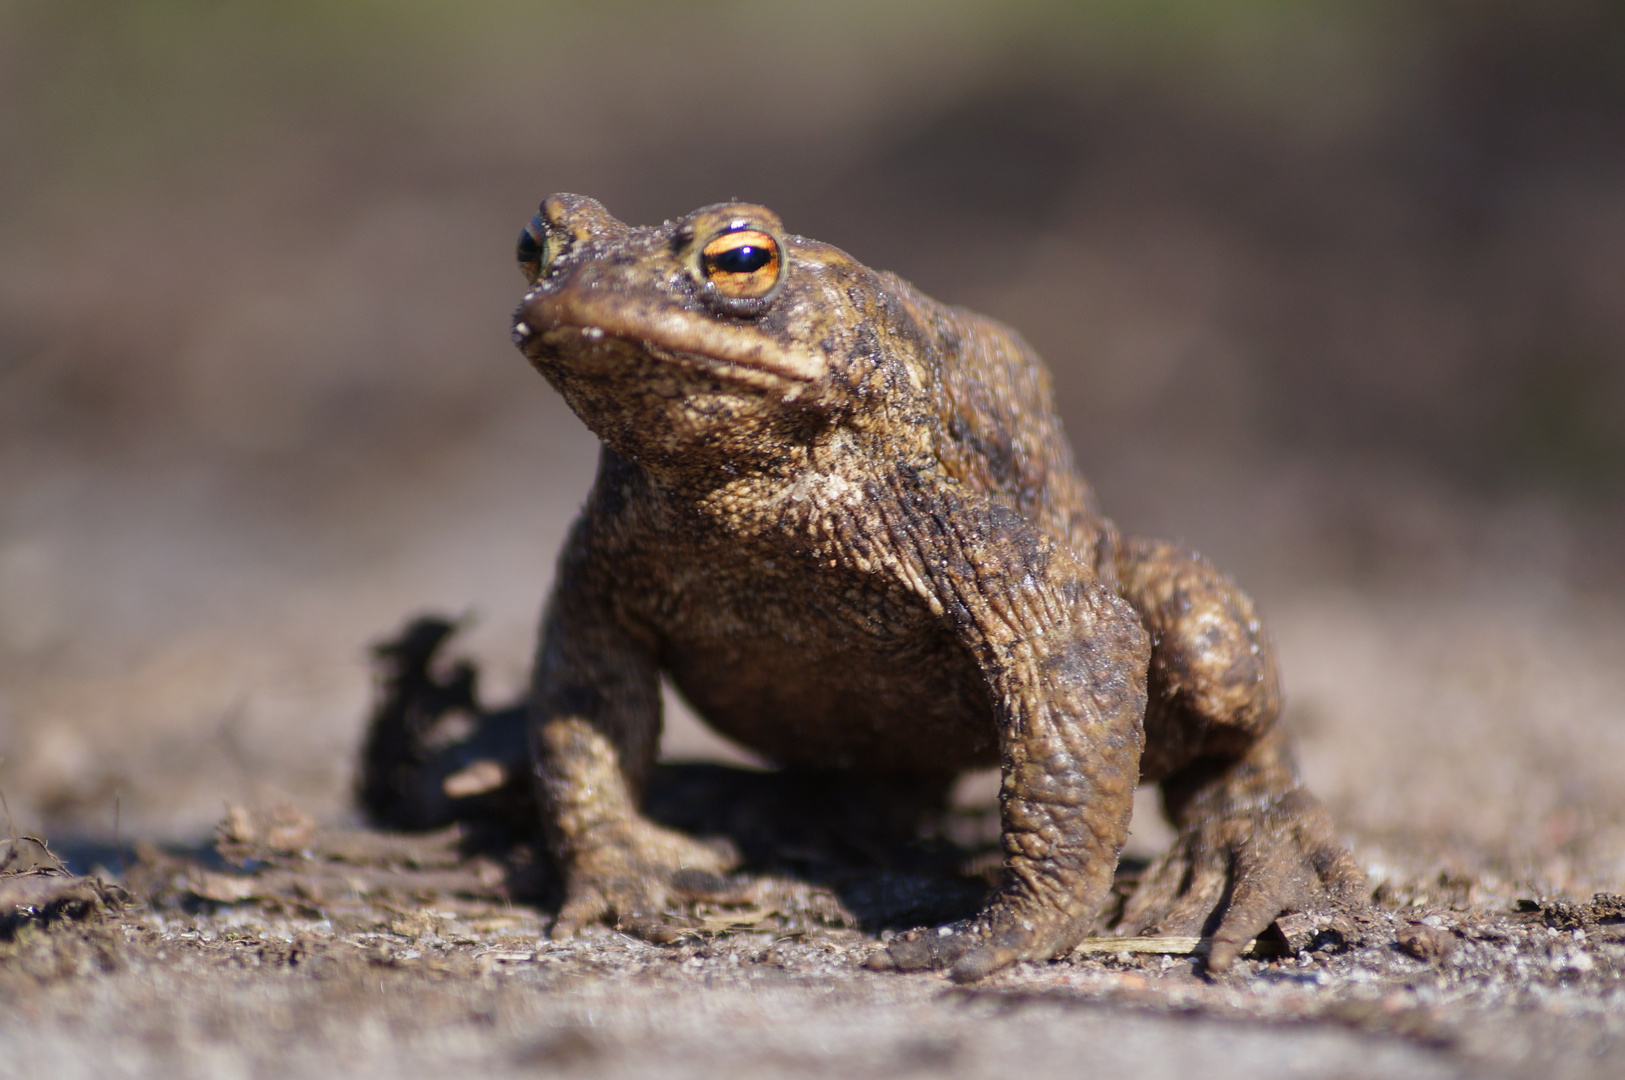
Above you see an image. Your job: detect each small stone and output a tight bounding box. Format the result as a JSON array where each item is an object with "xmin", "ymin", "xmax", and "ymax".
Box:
[{"xmin": 1397, "ymin": 923, "xmax": 1457, "ymax": 962}]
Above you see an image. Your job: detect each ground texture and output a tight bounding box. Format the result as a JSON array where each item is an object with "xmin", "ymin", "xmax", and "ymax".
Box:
[{"xmin": 4, "ymin": 749, "xmax": 1625, "ymax": 1080}]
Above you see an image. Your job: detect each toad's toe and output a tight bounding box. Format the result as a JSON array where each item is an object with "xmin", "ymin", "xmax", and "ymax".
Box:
[
  {"xmin": 1125, "ymin": 786, "xmax": 1365, "ymax": 972},
  {"xmin": 875, "ymin": 901, "xmax": 1085, "ymax": 981},
  {"xmin": 552, "ymin": 820, "xmax": 746, "ymax": 943}
]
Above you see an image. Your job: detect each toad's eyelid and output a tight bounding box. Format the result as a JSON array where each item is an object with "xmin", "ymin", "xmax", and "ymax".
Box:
[{"xmin": 707, "ymin": 233, "xmax": 766, "ymax": 252}]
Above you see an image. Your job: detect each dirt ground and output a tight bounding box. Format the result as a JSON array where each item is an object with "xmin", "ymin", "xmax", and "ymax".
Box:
[
  {"xmin": 3, "ymin": 752, "xmax": 1625, "ymax": 1080},
  {"xmin": 4, "ymin": 573, "xmax": 1625, "ymax": 1080},
  {"xmin": 4, "ymin": 5, "xmax": 1625, "ymax": 1078}
]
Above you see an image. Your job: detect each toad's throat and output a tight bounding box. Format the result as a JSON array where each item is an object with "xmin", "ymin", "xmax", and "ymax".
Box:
[{"xmin": 524, "ymin": 290, "xmax": 827, "ymax": 386}]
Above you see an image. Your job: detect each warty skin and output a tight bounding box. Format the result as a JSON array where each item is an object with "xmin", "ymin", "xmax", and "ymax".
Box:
[{"xmin": 510, "ymin": 194, "xmax": 1364, "ymax": 981}]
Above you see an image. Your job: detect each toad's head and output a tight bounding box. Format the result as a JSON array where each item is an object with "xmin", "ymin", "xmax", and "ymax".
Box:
[{"xmin": 512, "ymin": 195, "xmax": 936, "ymax": 481}]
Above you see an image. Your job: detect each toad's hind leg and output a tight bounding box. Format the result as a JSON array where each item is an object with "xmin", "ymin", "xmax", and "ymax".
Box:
[{"xmin": 1113, "ymin": 539, "xmax": 1365, "ymax": 971}]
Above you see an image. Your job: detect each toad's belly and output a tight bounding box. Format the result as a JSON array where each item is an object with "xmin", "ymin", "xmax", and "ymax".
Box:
[{"xmin": 650, "ymin": 567, "xmax": 999, "ymax": 773}]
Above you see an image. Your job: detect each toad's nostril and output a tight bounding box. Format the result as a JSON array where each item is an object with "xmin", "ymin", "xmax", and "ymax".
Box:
[
  {"xmin": 517, "ymin": 229, "xmax": 541, "ymax": 264},
  {"xmin": 517, "ymin": 226, "xmax": 543, "ymax": 282}
]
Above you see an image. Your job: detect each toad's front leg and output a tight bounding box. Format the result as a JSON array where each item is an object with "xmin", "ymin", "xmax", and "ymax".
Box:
[
  {"xmin": 531, "ymin": 520, "xmax": 743, "ymax": 943},
  {"xmin": 866, "ymin": 488, "xmax": 1149, "ymax": 982}
]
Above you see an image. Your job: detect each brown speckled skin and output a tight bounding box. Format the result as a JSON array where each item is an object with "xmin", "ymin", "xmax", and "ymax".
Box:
[{"xmin": 512, "ymin": 195, "xmax": 1364, "ymax": 981}]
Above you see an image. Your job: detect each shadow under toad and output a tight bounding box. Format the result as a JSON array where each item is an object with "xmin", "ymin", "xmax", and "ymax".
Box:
[{"xmin": 358, "ymin": 615, "xmax": 1011, "ymax": 934}]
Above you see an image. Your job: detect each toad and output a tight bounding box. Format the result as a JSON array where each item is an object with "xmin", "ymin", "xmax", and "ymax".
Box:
[{"xmin": 506, "ymin": 195, "xmax": 1363, "ymax": 981}]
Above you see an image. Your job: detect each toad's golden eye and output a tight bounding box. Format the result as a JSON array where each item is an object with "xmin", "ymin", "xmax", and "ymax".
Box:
[{"xmin": 701, "ymin": 229, "xmax": 782, "ymax": 300}]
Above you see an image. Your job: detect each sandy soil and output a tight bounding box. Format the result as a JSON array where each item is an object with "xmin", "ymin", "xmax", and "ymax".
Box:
[
  {"xmin": 4, "ymin": 566, "xmax": 1625, "ymax": 1080},
  {"xmin": 3, "ymin": 760, "xmax": 1624, "ymax": 1080}
]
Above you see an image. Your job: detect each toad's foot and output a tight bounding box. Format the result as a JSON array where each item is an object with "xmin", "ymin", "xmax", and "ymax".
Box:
[
  {"xmin": 867, "ymin": 891, "xmax": 1095, "ymax": 984},
  {"xmin": 1121, "ymin": 781, "xmax": 1366, "ymax": 973},
  {"xmin": 552, "ymin": 819, "xmax": 746, "ymax": 944}
]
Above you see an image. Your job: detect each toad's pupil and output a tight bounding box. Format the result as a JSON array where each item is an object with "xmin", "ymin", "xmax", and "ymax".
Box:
[{"xmin": 712, "ymin": 245, "xmax": 772, "ymax": 274}]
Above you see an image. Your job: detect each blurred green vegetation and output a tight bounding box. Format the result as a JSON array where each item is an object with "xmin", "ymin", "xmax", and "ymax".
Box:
[{"xmin": 1, "ymin": 0, "xmax": 1419, "ymax": 193}]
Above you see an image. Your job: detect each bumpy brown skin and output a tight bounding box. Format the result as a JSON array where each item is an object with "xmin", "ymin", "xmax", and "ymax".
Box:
[{"xmin": 511, "ymin": 195, "xmax": 1364, "ymax": 982}]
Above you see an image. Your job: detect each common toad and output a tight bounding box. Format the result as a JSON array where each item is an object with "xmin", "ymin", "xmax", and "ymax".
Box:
[{"xmin": 507, "ymin": 195, "xmax": 1363, "ymax": 981}]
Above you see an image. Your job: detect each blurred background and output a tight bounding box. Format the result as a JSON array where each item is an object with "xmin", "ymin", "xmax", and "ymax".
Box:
[{"xmin": 1, "ymin": 1, "xmax": 1622, "ymax": 894}]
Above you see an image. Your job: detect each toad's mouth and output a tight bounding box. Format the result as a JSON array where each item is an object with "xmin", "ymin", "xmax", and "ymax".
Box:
[{"xmin": 513, "ymin": 289, "xmax": 827, "ymax": 388}]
